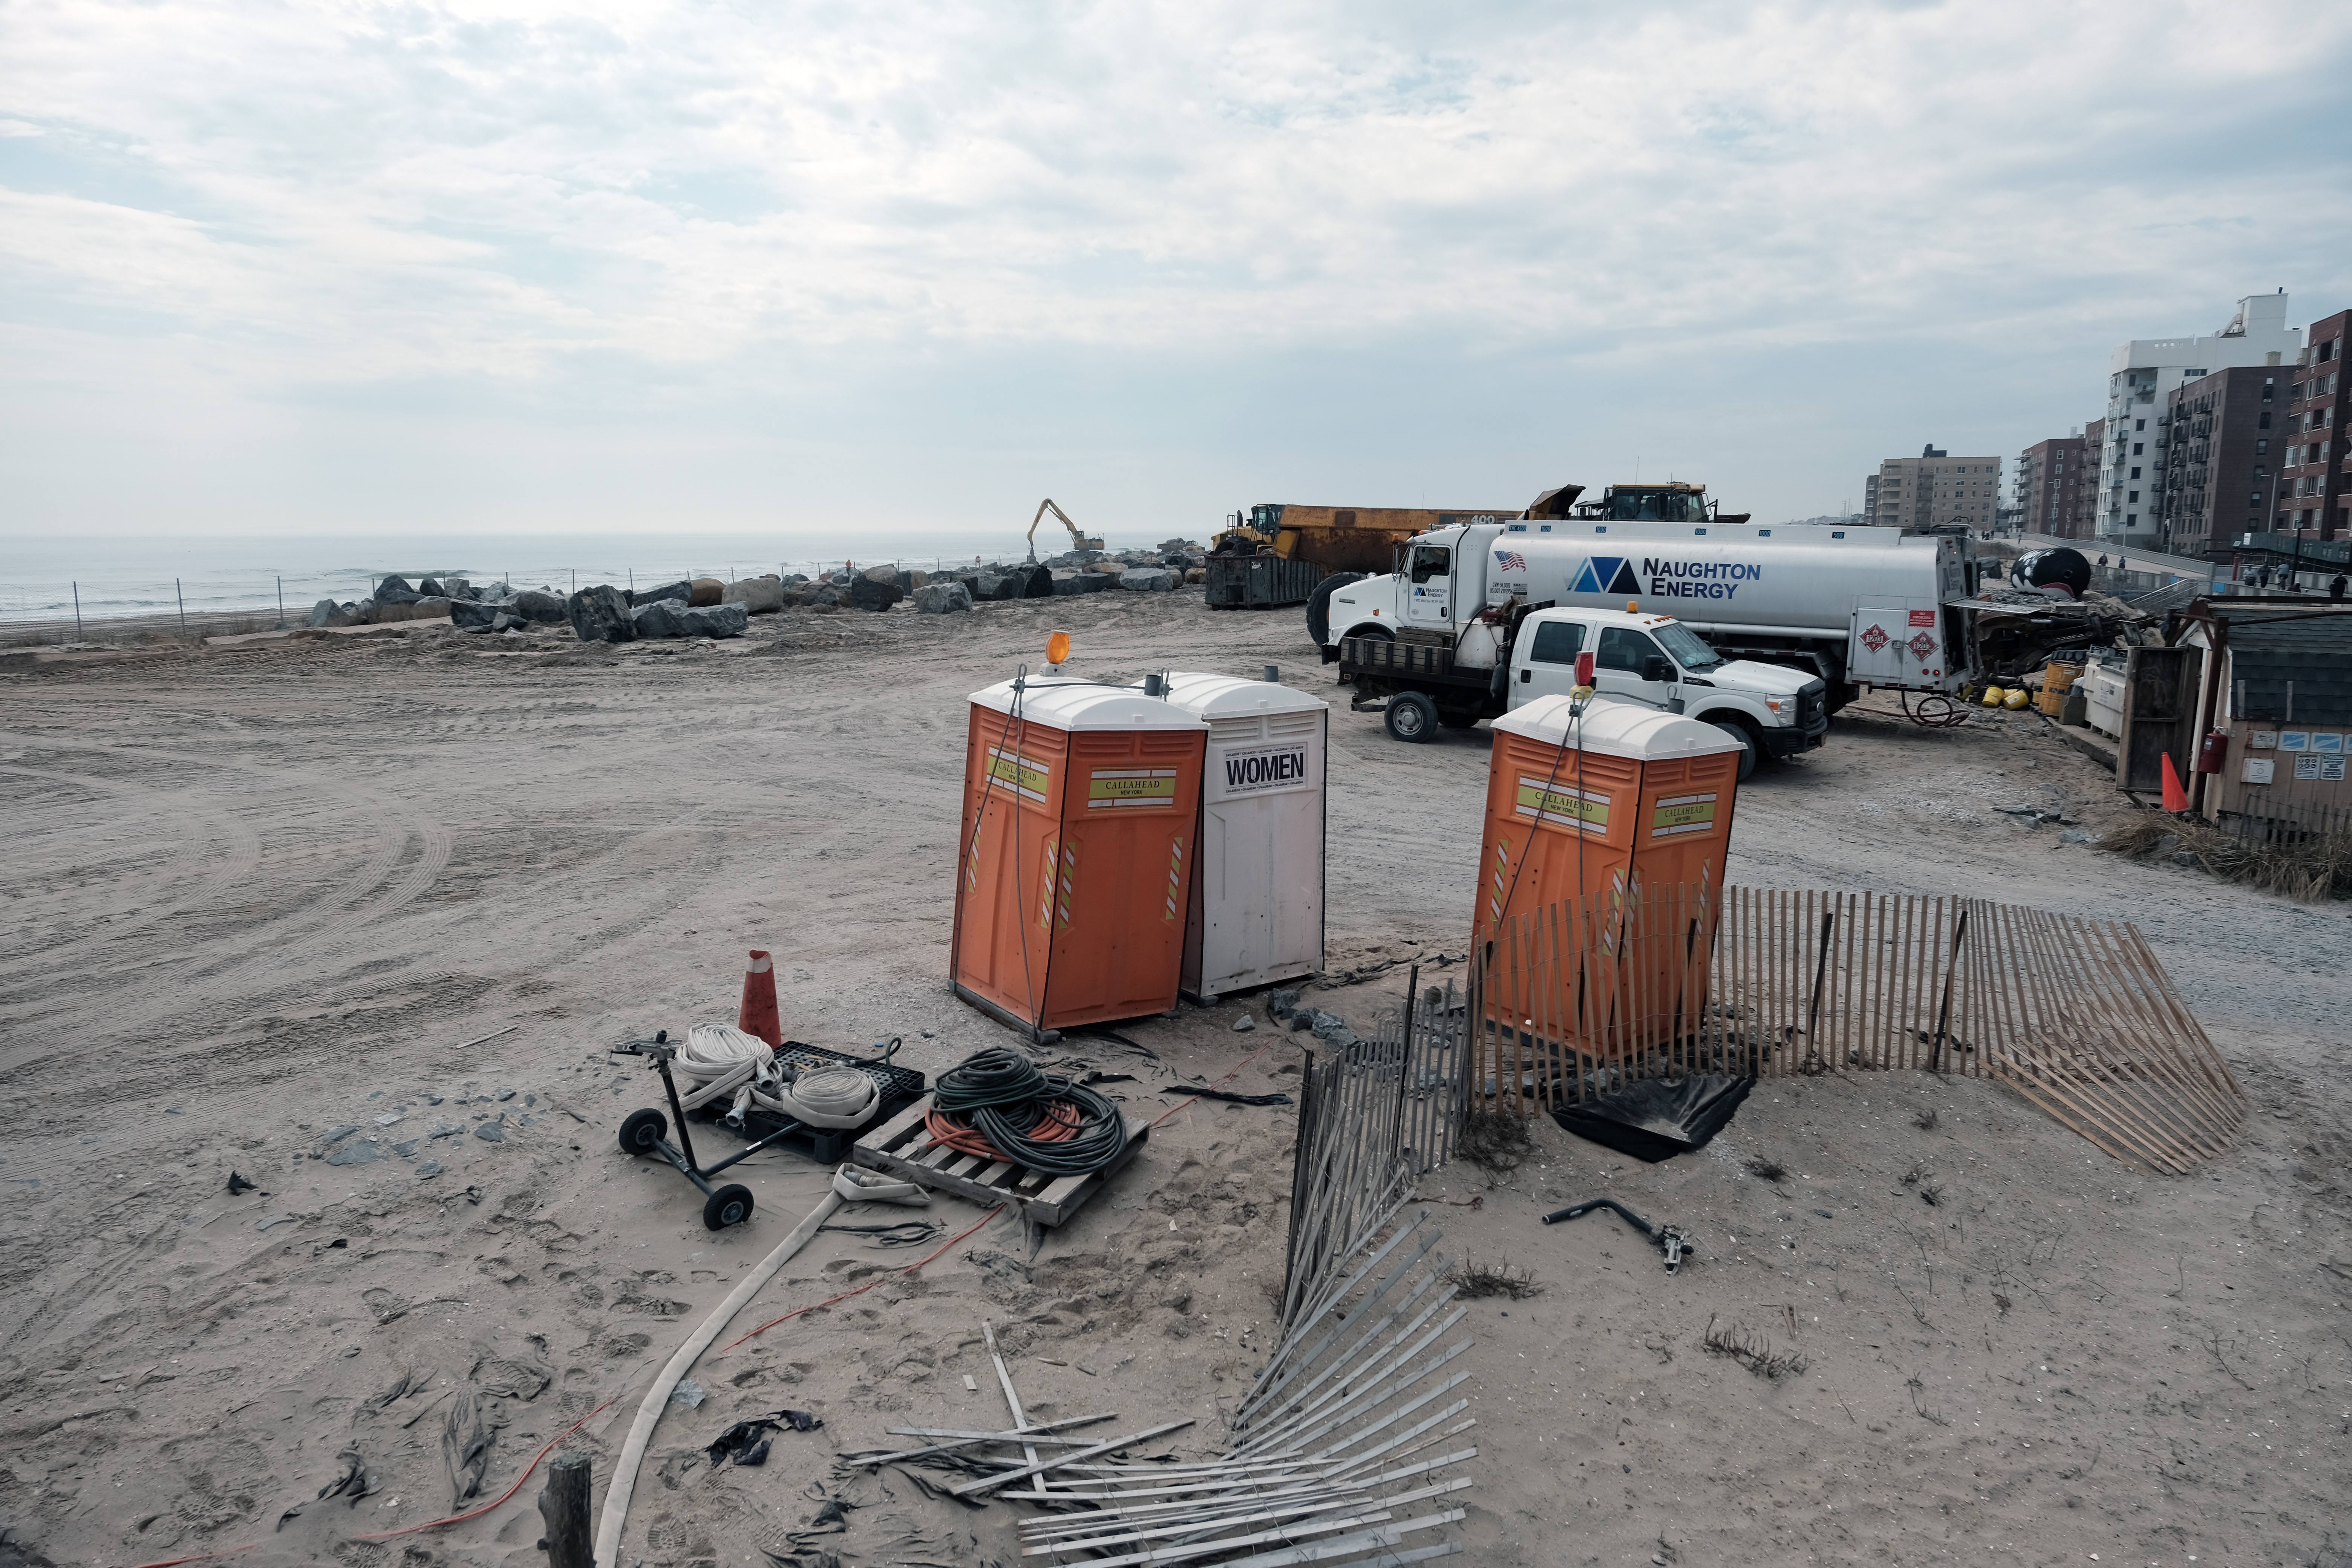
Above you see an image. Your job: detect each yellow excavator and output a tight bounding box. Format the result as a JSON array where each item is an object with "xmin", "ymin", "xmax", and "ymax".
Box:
[{"xmin": 1026, "ymin": 499, "xmax": 1106, "ymax": 563}]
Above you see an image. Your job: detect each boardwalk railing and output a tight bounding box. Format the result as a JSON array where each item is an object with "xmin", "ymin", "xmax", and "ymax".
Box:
[{"xmin": 1469, "ymin": 884, "xmax": 2247, "ymax": 1175}]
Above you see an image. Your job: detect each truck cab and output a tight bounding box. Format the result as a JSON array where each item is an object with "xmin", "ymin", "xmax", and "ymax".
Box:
[{"xmin": 1505, "ymin": 607, "xmax": 1827, "ymax": 778}]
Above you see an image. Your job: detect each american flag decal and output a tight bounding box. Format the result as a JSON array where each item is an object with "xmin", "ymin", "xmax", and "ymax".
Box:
[{"xmin": 1494, "ymin": 549, "xmax": 1527, "ymax": 571}]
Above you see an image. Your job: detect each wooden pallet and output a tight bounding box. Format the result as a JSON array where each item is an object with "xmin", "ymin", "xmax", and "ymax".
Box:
[{"xmin": 850, "ymin": 1093, "xmax": 1149, "ymax": 1229}]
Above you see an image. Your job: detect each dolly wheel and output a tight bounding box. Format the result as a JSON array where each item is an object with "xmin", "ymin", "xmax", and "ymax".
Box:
[
  {"xmin": 618, "ymin": 1107, "xmax": 667, "ymax": 1157},
  {"xmin": 703, "ymin": 1184, "xmax": 755, "ymax": 1230}
]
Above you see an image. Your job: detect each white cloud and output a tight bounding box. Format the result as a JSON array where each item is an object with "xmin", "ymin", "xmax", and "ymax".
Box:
[{"xmin": 2, "ymin": 0, "xmax": 2349, "ymax": 530}]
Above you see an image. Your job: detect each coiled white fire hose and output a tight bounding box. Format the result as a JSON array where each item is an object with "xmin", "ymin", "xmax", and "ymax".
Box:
[
  {"xmin": 761, "ymin": 1065, "xmax": 879, "ymax": 1127},
  {"xmin": 676, "ymin": 1023, "xmax": 773, "ymax": 1113}
]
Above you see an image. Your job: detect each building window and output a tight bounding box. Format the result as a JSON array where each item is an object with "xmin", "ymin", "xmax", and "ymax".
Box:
[
  {"xmin": 2131, "ymin": 468, "xmax": 2141, "ymax": 479},
  {"xmin": 2261, "ymin": 412, "xmax": 2272, "ymax": 428},
  {"xmin": 2133, "ymin": 444, "xmax": 2144, "ymax": 455},
  {"xmin": 2257, "ymin": 439, "xmax": 2268, "ymax": 455}
]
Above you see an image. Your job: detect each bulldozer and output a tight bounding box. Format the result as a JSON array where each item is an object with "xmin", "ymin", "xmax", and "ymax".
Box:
[{"xmin": 1026, "ymin": 498, "xmax": 1106, "ymax": 563}]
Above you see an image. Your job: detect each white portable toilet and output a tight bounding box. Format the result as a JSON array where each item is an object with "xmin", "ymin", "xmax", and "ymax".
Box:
[{"xmin": 1159, "ymin": 671, "xmax": 1330, "ymax": 1002}]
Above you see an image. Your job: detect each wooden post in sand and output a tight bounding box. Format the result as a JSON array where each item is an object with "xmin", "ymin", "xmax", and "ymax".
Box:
[{"xmin": 538, "ymin": 1449, "xmax": 591, "ymax": 1568}]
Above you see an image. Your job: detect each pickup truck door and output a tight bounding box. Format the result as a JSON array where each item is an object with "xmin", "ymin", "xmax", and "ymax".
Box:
[
  {"xmin": 1509, "ymin": 618, "xmax": 1589, "ymax": 710},
  {"xmin": 1404, "ymin": 544, "xmax": 1453, "ymax": 628},
  {"xmin": 1592, "ymin": 625, "xmax": 1677, "ymax": 709}
]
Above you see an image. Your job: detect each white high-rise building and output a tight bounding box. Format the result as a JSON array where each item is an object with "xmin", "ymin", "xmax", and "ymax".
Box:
[{"xmin": 2097, "ymin": 292, "xmax": 2300, "ymax": 548}]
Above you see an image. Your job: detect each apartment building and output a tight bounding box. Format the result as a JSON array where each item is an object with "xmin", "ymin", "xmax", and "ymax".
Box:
[
  {"xmin": 2095, "ymin": 292, "xmax": 2300, "ymax": 549},
  {"xmin": 2014, "ymin": 435, "xmax": 2090, "ymax": 538},
  {"xmin": 1867, "ymin": 445, "xmax": 2001, "ymax": 531},
  {"xmin": 2076, "ymin": 419, "xmax": 2105, "ymax": 534},
  {"xmin": 2276, "ymin": 309, "xmax": 2350, "ymax": 539},
  {"xmin": 2153, "ymin": 368, "xmax": 2285, "ymax": 560}
]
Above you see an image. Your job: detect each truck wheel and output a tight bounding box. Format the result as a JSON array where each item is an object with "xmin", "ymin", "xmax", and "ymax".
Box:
[
  {"xmin": 1711, "ymin": 720, "xmax": 1759, "ymax": 782},
  {"xmin": 1385, "ymin": 691, "xmax": 1440, "ymax": 743},
  {"xmin": 1305, "ymin": 573, "xmax": 1368, "ymax": 649}
]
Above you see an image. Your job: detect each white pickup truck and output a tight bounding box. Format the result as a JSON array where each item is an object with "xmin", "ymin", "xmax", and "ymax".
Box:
[{"xmin": 1336, "ymin": 602, "xmax": 1827, "ymax": 777}]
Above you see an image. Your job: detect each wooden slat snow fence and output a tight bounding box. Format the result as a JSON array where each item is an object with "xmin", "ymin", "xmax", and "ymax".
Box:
[{"xmin": 1470, "ymin": 884, "xmax": 2247, "ymax": 1176}]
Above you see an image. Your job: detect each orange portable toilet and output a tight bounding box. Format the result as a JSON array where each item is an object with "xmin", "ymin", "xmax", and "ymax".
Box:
[
  {"xmin": 951, "ymin": 676, "xmax": 1209, "ymax": 1043},
  {"xmin": 1475, "ymin": 697, "xmax": 1745, "ymax": 1050}
]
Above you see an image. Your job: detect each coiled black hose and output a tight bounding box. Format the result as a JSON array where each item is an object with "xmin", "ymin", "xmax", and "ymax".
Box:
[
  {"xmin": 933, "ymin": 1047, "xmax": 1048, "ymax": 1114},
  {"xmin": 973, "ymin": 1079, "xmax": 1130, "ymax": 1176}
]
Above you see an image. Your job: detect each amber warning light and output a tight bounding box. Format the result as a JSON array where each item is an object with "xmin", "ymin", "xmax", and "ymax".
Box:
[{"xmin": 1046, "ymin": 631, "xmax": 1071, "ymax": 666}]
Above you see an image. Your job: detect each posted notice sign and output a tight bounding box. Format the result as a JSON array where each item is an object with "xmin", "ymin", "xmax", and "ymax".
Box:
[{"xmin": 1209, "ymin": 738, "xmax": 1321, "ymax": 802}]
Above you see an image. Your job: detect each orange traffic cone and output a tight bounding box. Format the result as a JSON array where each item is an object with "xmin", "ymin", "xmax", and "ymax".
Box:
[
  {"xmin": 738, "ymin": 949, "xmax": 781, "ymax": 1046},
  {"xmin": 2160, "ymin": 752, "xmax": 2189, "ymax": 813}
]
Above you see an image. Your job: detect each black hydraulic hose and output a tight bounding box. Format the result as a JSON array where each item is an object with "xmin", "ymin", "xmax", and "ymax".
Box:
[
  {"xmin": 1543, "ymin": 1197, "xmax": 1697, "ymax": 1273},
  {"xmin": 1541, "ymin": 1197, "xmax": 1657, "ymax": 1236},
  {"xmin": 933, "ymin": 1047, "xmax": 1048, "ymax": 1114},
  {"xmin": 973, "ymin": 1078, "xmax": 1130, "ymax": 1176}
]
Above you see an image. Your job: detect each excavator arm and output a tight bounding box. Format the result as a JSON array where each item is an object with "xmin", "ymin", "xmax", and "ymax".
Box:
[{"xmin": 1028, "ymin": 499, "xmax": 1106, "ymax": 561}]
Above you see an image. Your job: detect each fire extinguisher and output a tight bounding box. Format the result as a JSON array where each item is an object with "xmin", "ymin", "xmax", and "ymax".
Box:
[{"xmin": 2195, "ymin": 728, "xmax": 2228, "ymax": 774}]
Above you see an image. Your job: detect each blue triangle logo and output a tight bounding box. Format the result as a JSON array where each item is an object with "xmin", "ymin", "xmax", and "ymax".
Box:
[{"xmin": 1571, "ymin": 556, "xmax": 1630, "ymax": 595}]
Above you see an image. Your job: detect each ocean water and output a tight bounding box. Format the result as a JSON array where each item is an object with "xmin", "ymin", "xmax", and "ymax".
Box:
[{"xmin": 0, "ymin": 529, "xmax": 1132, "ymax": 626}]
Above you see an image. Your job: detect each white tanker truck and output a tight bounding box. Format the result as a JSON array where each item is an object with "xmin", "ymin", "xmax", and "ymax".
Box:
[{"xmin": 1320, "ymin": 516, "xmax": 1977, "ymax": 712}]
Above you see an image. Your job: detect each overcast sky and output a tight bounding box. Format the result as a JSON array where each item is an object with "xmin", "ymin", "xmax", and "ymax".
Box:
[{"xmin": 3, "ymin": 0, "xmax": 2349, "ymax": 544}]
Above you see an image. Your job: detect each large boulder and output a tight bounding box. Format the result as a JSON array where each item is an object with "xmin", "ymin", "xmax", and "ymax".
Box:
[
  {"xmin": 631, "ymin": 599, "xmax": 693, "ymax": 638},
  {"xmin": 451, "ymin": 598, "xmax": 503, "ymax": 631},
  {"xmin": 373, "ymin": 574, "xmax": 423, "ymax": 605},
  {"xmin": 307, "ymin": 599, "xmax": 363, "ymax": 628},
  {"xmin": 1020, "ymin": 565, "xmax": 1055, "ymax": 599},
  {"xmin": 913, "ymin": 581, "xmax": 973, "ymax": 615},
  {"xmin": 862, "ymin": 563, "xmax": 901, "ymax": 585},
  {"xmin": 567, "ymin": 584, "xmax": 637, "ymax": 643},
  {"xmin": 722, "ymin": 576, "xmax": 786, "ymax": 614},
  {"xmin": 633, "ymin": 580, "xmax": 691, "ymax": 607},
  {"xmin": 683, "ymin": 604, "xmax": 748, "ymax": 638},
  {"xmin": 1052, "ymin": 573, "xmax": 1115, "ymax": 597},
  {"xmin": 847, "ymin": 577, "xmax": 904, "ymax": 612},
  {"xmin": 511, "ymin": 590, "xmax": 567, "ymax": 624},
  {"xmin": 1120, "ymin": 567, "xmax": 1177, "ymax": 593},
  {"xmin": 375, "ymin": 596, "xmax": 453, "ymax": 623},
  {"xmin": 689, "ymin": 577, "xmax": 724, "ymax": 607}
]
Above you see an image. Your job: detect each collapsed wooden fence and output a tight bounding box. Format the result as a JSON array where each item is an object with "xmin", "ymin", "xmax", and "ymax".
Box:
[{"xmin": 1471, "ymin": 884, "xmax": 2247, "ymax": 1175}]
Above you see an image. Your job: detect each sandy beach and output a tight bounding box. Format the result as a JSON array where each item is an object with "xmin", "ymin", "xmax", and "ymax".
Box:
[{"xmin": 2, "ymin": 589, "xmax": 2346, "ymax": 1568}]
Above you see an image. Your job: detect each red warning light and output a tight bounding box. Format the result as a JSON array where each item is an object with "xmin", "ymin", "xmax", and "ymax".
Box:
[{"xmin": 1575, "ymin": 650, "xmax": 1596, "ymax": 686}]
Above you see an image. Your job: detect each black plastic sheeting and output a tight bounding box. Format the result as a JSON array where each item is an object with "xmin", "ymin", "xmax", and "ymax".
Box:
[{"xmin": 1548, "ymin": 1074, "xmax": 1755, "ymax": 1163}]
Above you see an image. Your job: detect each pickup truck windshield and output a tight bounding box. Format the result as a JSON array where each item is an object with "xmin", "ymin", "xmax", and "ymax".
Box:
[{"xmin": 1652, "ymin": 621, "xmax": 1724, "ymax": 671}]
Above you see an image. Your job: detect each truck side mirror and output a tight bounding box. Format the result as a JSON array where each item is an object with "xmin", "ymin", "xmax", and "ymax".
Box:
[{"xmin": 1642, "ymin": 655, "xmax": 1674, "ymax": 683}]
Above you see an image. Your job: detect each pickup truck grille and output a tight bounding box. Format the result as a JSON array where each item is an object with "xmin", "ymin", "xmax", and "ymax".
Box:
[{"xmin": 1797, "ymin": 680, "xmax": 1828, "ymax": 732}]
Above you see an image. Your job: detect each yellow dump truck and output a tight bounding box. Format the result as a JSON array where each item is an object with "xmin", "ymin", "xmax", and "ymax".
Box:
[{"xmin": 1205, "ymin": 501, "xmax": 1520, "ymax": 616}]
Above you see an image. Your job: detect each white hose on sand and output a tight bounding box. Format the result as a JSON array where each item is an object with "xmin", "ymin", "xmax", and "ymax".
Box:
[{"xmin": 593, "ymin": 1187, "xmax": 844, "ymax": 1568}]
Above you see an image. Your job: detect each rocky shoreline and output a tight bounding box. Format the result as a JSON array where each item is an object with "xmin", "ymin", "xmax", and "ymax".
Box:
[{"xmin": 300, "ymin": 540, "xmax": 1215, "ymax": 643}]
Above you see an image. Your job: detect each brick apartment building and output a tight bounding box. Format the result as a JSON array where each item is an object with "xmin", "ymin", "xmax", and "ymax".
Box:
[
  {"xmin": 2014, "ymin": 435, "xmax": 2089, "ymax": 537},
  {"xmin": 2154, "ymin": 368, "xmax": 2285, "ymax": 559},
  {"xmin": 2276, "ymin": 309, "xmax": 2350, "ymax": 539},
  {"xmin": 1864, "ymin": 445, "xmax": 2001, "ymax": 530}
]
